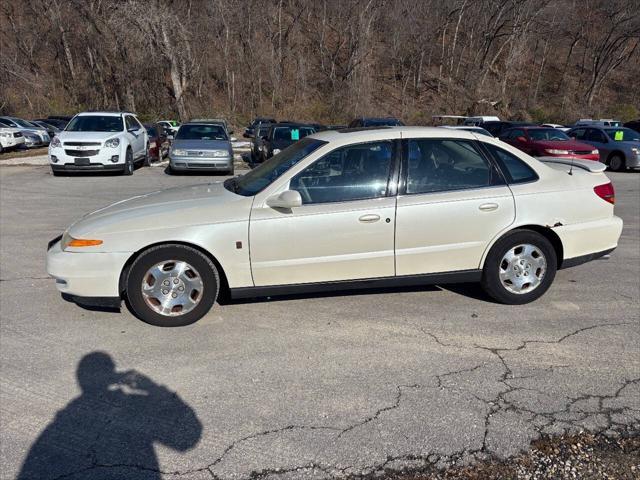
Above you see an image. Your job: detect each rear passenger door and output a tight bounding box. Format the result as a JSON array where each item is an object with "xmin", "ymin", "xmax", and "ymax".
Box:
[{"xmin": 395, "ymin": 138, "xmax": 515, "ymax": 276}]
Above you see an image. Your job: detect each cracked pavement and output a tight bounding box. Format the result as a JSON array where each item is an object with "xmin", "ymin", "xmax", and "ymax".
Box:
[{"xmin": 1, "ymin": 166, "xmax": 638, "ymax": 479}]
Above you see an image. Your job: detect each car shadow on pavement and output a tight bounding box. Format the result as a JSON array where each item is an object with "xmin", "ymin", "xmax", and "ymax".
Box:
[{"xmin": 16, "ymin": 352, "xmax": 202, "ymax": 480}]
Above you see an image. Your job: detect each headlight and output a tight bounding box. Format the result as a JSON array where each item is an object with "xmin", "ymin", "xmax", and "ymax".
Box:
[
  {"xmin": 104, "ymin": 137, "xmax": 120, "ymax": 148},
  {"xmin": 172, "ymin": 148, "xmax": 186, "ymax": 156},
  {"xmin": 272, "ymin": 148, "xmax": 281, "ymax": 155},
  {"xmin": 211, "ymin": 150, "xmax": 228, "ymax": 157},
  {"xmin": 545, "ymin": 149, "xmax": 569, "ymax": 155},
  {"xmin": 631, "ymin": 147, "xmax": 639, "ymax": 155},
  {"xmin": 50, "ymin": 137, "xmax": 61, "ymax": 148}
]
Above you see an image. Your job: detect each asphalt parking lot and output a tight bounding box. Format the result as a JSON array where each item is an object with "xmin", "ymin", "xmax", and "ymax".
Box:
[{"xmin": 1, "ymin": 165, "xmax": 638, "ymax": 479}]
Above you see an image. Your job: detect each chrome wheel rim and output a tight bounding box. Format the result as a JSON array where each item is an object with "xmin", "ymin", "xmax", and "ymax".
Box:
[
  {"xmin": 499, "ymin": 244, "xmax": 547, "ymax": 295},
  {"xmin": 141, "ymin": 260, "xmax": 204, "ymax": 316}
]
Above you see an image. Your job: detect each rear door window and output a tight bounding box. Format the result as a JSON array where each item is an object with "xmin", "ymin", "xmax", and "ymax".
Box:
[
  {"xmin": 404, "ymin": 139, "xmax": 501, "ymax": 194},
  {"xmin": 483, "ymin": 143, "xmax": 538, "ymax": 184}
]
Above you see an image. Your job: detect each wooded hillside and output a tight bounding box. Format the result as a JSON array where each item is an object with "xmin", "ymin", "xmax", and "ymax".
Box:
[{"xmin": 1, "ymin": 0, "xmax": 638, "ymax": 125}]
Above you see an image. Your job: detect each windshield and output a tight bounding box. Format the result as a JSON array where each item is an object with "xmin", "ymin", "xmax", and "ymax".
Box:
[
  {"xmin": 65, "ymin": 115, "xmax": 124, "ymax": 132},
  {"xmin": 228, "ymin": 138, "xmax": 326, "ymax": 196},
  {"xmin": 175, "ymin": 124, "xmax": 228, "ymax": 141},
  {"xmin": 272, "ymin": 126, "xmax": 315, "ymax": 141},
  {"xmin": 258, "ymin": 126, "xmax": 271, "ymax": 137},
  {"xmin": 146, "ymin": 127, "xmax": 157, "ymax": 137},
  {"xmin": 528, "ymin": 129, "xmax": 570, "ymax": 141},
  {"xmin": 8, "ymin": 118, "xmax": 36, "ymax": 128},
  {"xmin": 605, "ymin": 128, "xmax": 640, "ymax": 142}
]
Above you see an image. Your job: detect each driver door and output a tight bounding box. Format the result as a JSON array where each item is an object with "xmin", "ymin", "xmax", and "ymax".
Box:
[{"xmin": 249, "ymin": 139, "xmax": 399, "ymax": 286}]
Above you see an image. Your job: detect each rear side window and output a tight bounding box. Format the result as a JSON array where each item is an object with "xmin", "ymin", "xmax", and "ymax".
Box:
[
  {"xmin": 484, "ymin": 144, "xmax": 538, "ymax": 184},
  {"xmin": 405, "ymin": 139, "xmax": 501, "ymax": 194}
]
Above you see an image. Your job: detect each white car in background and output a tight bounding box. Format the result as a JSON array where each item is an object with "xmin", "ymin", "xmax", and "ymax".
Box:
[
  {"xmin": 0, "ymin": 126, "xmax": 25, "ymax": 153},
  {"xmin": 157, "ymin": 120, "xmax": 180, "ymax": 136},
  {"xmin": 0, "ymin": 116, "xmax": 50, "ymax": 147},
  {"xmin": 48, "ymin": 112, "xmax": 148, "ymax": 176},
  {"xmin": 47, "ymin": 127, "xmax": 622, "ymax": 326}
]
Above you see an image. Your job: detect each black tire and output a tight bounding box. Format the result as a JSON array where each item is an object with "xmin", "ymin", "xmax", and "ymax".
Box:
[
  {"xmin": 125, "ymin": 244, "xmax": 219, "ymax": 327},
  {"xmin": 608, "ymin": 154, "xmax": 626, "ymax": 172},
  {"xmin": 123, "ymin": 148, "xmax": 134, "ymax": 175},
  {"xmin": 51, "ymin": 169, "xmax": 62, "ymax": 177},
  {"xmin": 143, "ymin": 146, "xmax": 151, "ymax": 167},
  {"xmin": 481, "ymin": 230, "xmax": 557, "ymax": 305}
]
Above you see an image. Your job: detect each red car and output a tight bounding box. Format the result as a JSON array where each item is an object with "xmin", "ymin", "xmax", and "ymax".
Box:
[
  {"xmin": 499, "ymin": 126, "xmax": 600, "ymax": 161},
  {"xmin": 144, "ymin": 123, "xmax": 169, "ymax": 162}
]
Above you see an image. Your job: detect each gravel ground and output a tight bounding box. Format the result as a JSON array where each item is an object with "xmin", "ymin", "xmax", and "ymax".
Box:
[{"xmin": 378, "ymin": 433, "xmax": 639, "ymax": 480}]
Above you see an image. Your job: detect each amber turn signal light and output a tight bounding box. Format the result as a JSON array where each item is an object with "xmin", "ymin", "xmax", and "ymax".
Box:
[{"xmin": 68, "ymin": 238, "xmax": 103, "ymax": 247}]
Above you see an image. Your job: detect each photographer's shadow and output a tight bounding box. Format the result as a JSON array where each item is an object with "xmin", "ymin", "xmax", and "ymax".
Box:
[{"xmin": 18, "ymin": 352, "xmax": 202, "ymax": 480}]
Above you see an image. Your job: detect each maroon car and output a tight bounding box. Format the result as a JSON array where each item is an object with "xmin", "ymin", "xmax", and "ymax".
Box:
[
  {"xmin": 144, "ymin": 123, "xmax": 168, "ymax": 162},
  {"xmin": 499, "ymin": 126, "xmax": 600, "ymax": 161}
]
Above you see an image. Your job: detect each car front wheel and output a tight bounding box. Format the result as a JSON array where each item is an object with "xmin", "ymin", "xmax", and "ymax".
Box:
[
  {"xmin": 481, "ymin": 230, "xmax": 557, "ymax": 305},
  {"xmin": 608, "ymin": 154, "xmax": 626, "ymax": 172},
  {"xmin": 126, "ymin": 244, "xmax": 219, "ymax": 326}
]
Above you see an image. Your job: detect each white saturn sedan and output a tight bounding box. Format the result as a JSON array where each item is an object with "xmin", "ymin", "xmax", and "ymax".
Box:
[
  {"xmin": 46, "ymin": 127, "xmax": 623, "ymax": 326},
  {"xmin": 48, "ymin": 111, "xmax": 148, "ymax": 176}
]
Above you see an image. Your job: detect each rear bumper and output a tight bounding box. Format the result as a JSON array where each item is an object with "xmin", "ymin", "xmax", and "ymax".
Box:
[
  {"xmin": 46, "ymin": 239, "xmax": 131, "ymax": 298},
  {"xmin": 555, "ymin": 216, "xmax": 623, "ymax": 266}
]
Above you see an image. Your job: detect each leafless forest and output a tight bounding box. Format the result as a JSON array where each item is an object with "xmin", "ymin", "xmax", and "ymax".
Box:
[{"xmin": 1, "ymin": 0, "xmax": 638, "ymax": 125}]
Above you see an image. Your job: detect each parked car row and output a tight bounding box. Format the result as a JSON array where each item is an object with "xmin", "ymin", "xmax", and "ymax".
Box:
[{"xmin": 435, "ymin": 116, "xmax": 640, "ymax": 172}]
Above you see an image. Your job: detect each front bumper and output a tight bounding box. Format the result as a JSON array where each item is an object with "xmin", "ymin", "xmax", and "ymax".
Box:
[
  {"xmin": 49, "ymin": 147, "xmax": 124, "ymax": 171},
  {"xmin": 1, "ymin": 137, "xmax": 25, "ymax": 149},
  {"xmin": 169, "ymin": 155, "xmax": 233, "ymax": 171},
  {"xmin": 46, "ymin": 238, "xmax": 132, "ymax": 298}
]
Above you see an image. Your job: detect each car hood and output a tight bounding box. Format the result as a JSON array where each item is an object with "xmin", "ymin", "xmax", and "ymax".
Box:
[
  {"xmin": 58, "ymin": 131, "xmax": 123, "ymax": 143},
  {"xmin": 532, "ymin": 139, "xmax": 595, "ymax": 151},
  {"xmin": 68, "ymin": 181, "xmax": 251, "ymax": 237},
  {"xmin": 172, "ymin": 139, "xmax": 231, "ymax": 151}
]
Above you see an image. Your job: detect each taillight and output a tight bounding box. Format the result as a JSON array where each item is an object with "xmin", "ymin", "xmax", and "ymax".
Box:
[{"xmin": 594, "ymin": 182, "xmax": 615, "ymax": 204}]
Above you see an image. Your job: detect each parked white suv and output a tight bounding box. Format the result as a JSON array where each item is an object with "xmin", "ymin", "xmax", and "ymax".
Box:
[
  {"xmin": 0, "ymin": 126, "xmax": 25, "ymax": 153},
  {"xmin": 49, "ymin": 112, "xmax": 148, "ymax": 176}
]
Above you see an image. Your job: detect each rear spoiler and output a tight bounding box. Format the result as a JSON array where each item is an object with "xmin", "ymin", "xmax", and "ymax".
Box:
[{"xmin": 537, "ymin": 157, "xmax": 607, "ymax": 173}]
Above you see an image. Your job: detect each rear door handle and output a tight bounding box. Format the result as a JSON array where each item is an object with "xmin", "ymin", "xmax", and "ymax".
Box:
[
  {"xmin": 479, "ymin": 203, "xmax": 499, "ymax": 212},
  {"xmin": 358, "ymin": 214, "xmax": 380, "ymax": 223}
]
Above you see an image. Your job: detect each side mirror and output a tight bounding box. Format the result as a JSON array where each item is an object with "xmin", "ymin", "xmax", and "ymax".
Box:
[
  {"xmin": 516, "ymin": 136, "xmax": 527, "ymax": 142},
  {"xmin": 266, "ymin": 190, "xmax": 302, "ymax": 209}
]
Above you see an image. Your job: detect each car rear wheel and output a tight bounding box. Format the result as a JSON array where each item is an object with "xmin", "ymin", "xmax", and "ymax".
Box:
[
  {"xmin": 126, "ymin": 244, "xmax": 219, "ymax": 326},
  {"xmin": 608, "ymin": 154, "xmax": 626, "ymax": 172},
  {"xmin": 481, "ymin": 230, "xmax": 557, "ymax": 305}
]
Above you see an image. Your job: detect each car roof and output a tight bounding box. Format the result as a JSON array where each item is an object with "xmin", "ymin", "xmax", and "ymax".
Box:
[
  {"xmin": 308, "ymin": 126, "xmax": 480, "ymax": 143},
  {"xmin": 75, "ymin": 111, "xmax": 132, "ymax": 117}
]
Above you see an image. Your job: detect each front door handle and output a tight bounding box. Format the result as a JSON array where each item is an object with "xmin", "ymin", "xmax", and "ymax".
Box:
[
  {"xmin": 479, "ymin": 203, "xmax": 499, "ymax": 212},
  {"xmin": 358, "ymin": 214, "xmax": 380, "ymax": 223}
]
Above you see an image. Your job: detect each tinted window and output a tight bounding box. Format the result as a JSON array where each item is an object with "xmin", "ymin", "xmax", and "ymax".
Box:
[
  {"xmin": 290, "ymin": 141, "xmax": 393, "ymax": 204},
  {"xmin": 484, "ymin": 144, "xmax": 538, "ymax": 184},
  {"xmin": 65, "ymin": 115, "xmax": 124, "ymax": 132},
  {"xmin": 176, "ymin": 125, "xmax": 228, "ymax": 141},
  {"xmin": 230, "ymin": 138, "xmax": 326, "ymax": 196},
  {"xmin": 405, "ymin": 139, "xmax": 498, "ymax": 194},
  {"xmin": 570, "ymin": 128, "xmax": 586, "ymax": 139},
  {"xmin": 507, "ymin": 129, "xmax": 526, "ymax": 139},
  {"xmin": 272, "ymin": 126, "xmax": 314, "ymax": 141},
  {"xmin": 586, "ymin": 129, "xmax": 606, "ymax": 142}
]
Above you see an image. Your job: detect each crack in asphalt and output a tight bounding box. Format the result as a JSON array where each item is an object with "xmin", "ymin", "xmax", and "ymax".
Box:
[{"xmin": 40, "ymin": 321, "xmax": 640, "ymax": 480}]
